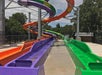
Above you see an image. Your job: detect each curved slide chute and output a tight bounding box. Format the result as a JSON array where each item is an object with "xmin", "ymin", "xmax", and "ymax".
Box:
[
  {"xmin": 45, "ymin": 29, "xmax": 64, "ymax": 39},
  {"xmin": 0, "ymin": 0, "xmax": 74, "ymax": 66},
  {"xmin": 18, "ymin": 0, "xmax": 56, "ymax": 17},
  {"xmin": 18, "ymin": 0, "xmax": 74, "ymax": 36}
]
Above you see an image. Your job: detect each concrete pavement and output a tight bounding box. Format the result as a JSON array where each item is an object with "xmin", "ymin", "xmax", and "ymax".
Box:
[
  {"xmin": 86, "ymin": 42, "xmax": 102, "ymax": 57},
  {"xmin": 44, "ymin": 40, "xmax": 76, "ymax": 75},
  {"xmin": 44, "ymin": 41, "xmax": 102, "ymax": 75}
]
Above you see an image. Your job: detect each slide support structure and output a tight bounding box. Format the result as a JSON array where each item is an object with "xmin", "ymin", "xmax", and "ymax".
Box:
[{"xmin": 38, "ymin": 8, "xmax": 42, "ymax": 39}]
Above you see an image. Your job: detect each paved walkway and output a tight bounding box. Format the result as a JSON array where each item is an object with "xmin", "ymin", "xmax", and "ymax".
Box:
[
  {"xmin": 44, "ymin": 40, "xmax": 75, "ymax": 75},
  {"xmin": 44, "ymin": 41, "xmax": 102, "ymax": 75},
  {"xmin": 86, "ymin": 42, "xmax": 102, "ymax": 57}
]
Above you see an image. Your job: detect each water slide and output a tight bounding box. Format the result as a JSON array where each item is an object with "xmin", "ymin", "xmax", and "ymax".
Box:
[
  {"xmin": 0, "ymin": 0, "xmax": 74, "ymax": 66},
  {"xmin": 20, "ymin": 1, "xmax": 102, "ymax": 74},
  {"xmin": 64, "ymin": 39, "xmax": 102, "ymax": 75},
  {"xmin": 45, "ymin": 31, "xmax": 102, "ymax": 75},
  {"xmin": 0, "ymin": 1, "xmax": 74, "ymax": 74},
  {"xmin": 20, "ymin": 0, "xmax": 74, "ymax": 35},
  {"xmin": 1, "ymin": 0, "xmax": 102, "ymax": 75}
]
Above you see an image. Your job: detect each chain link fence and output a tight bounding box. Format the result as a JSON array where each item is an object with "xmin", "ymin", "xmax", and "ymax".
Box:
[
  {"xmin": 5, "ymin": 35, "xmax": 37, "ymax": 44},
  {"xmin": 93, "ymin": 32, "xmax": 102, "ymax": 44}
]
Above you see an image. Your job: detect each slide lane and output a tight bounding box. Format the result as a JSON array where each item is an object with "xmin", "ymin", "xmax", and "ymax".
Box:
[
  {"xmin": 0, "ymin": 38, "xmax": 55, "ymax": 75},
  {"xmin": 17, "ymin": 0, "xmax": 102, "ymax": 75},
  {"xmin": 0, "ymin": 0, "xmax": 74, "ymax": 66},
  {"xmin": 19, "ymin": 0, "xmax": 74, "ymax": 35},
  {"xmin": 0, "ymin": 40, "xmax": 35, "ymax": 66},
  {"xmin": 64, "ymin": 39, "xmax": 102, "ymax": 75}
]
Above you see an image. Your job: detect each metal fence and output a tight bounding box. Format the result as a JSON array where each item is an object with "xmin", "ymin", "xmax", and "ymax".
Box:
[
  {"xmin": 5, "ymin": 35, "xmax": 37, "ymax": 43},
  {"xmin": 93, "ymin": 32, "xmax": 102, "ymax": 44}
]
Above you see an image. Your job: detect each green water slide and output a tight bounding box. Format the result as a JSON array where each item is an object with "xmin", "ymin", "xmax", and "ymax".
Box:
[
  {"xmin": 45, "ymin": 30, "xmax": 64, "ymax": 39},
  {"xmin": 64, "ymin": 39, "xmax": 102, "ymax": 75},
  {"xmin": 46, "ymin": 29, "xmax": 102, "ymax": 75}
]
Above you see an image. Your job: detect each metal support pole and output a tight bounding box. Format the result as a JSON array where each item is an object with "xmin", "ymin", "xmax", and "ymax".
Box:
[
  {"xmin": 38, "ymin": 8, "xmax": 42, "ymax": 39},
  {"xmin": 5, "ymin": 0, "xmax": 13, "ymax": 9},
  {"xmin": 76, "ymin": 7, "xmax": 80, "ymax": 40},
  {"xmin": 28, "ymin": 12, "xmax": 31, "ymax": 40},
  {"xmin": 0, "ymin": 0, "xmax": 5, "ymax": 44}
]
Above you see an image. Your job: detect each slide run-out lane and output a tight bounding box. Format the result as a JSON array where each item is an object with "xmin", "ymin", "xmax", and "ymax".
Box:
[{"xmin": 44, "ymin": 40, "xmax": 75, "ymax": 75}]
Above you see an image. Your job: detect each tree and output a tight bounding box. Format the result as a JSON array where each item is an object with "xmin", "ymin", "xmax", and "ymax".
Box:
[
  {"xmin": 62, "ymin": 25, "xmax": 73, "ymax": 36},
  {"xmin": 9, "ymin": 13, "xmax": 27, "ymax": 25},
  {"xmin": 79, "ymin": 0, "xmax": 102, "ymax": 32},
  {"xmin": 5, "ymin": 18, "xmax": 26, "ymax": 35},
  {"xmin": 43, "ymin": 23, "xmax": 52, "ymax": 30},
  {"xmin": 5, "ymin": 13, "xmax": 28, "ymax": 42},
  {"xmin": 56, "ymin": 23, "xmax": 61, "ymax": 28},
  {"xmin": 5, "ymin": 13, "xmax": 27, "ymax": 35},
  {"xmin": 46, "ymin": 23, "xmax": 74, "ymax": 37},
  {"xmin": 51, "ymin": 23, "xmax": 62, "ymax": 34}
]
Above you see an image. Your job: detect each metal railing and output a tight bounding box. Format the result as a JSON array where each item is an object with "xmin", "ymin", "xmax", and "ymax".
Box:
[
  {"xmin": 93, "ymin": 32, "xmax": 102, "ymax": 44},
  {"xmin": 5, "ymin": 35, "xmax": 37, "ymax": 43}
]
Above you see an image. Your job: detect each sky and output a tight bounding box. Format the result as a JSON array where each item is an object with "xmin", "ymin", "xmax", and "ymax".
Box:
[{"xmin": 5, "ymin": 0, "xmax": 83, "ymax": 27}]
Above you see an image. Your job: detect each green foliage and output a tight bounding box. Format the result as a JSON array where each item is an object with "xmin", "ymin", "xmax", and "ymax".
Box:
[
  {"xmin": 5, "ymin": 13, "xmax": 28, "ymax": 42},
  {"xmin": 43, "ymin": 23, "xmax": 52, "ymax": 30},
  {"xmin": 44, "ymin": 23, "xmax": 74, "ymax": 37},
  {"xmin": 5, "ymin": 19, "xmax": 25, "ymax": 35},
  {"xmin": 9, "ymin": 13, "xmax": 27, "ymax": 25},
  {"xmin": 56, "ymin": 23, "xmax": 61, "ymax": 28},
  {"xmin": 80, "ymin": 0, "xmax": 102, "ymax": 32},
  {"xmin": 5, "ymin": 13, "xmax": 27, "ymax": 35}
]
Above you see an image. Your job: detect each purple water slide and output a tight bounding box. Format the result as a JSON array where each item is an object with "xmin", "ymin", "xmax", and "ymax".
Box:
[
  {"xmin": 18, "ymin": 0, "xmax": 55, "ymax": 17},
  {"xmin": 0, "ymin": 37, "xmax": 55, "ymax": 75}
]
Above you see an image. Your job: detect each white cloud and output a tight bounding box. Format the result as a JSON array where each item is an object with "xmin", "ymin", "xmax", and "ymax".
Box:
[
  {"xmin": 49, "ymin": 18, "xmax": 73, "ymax": 27},
  {"xmin": 75, "ymin": 0, "xmax": 83, "ymax": 6},
  {"xmin": 48, "ymin": 0, "xmax": 83, "ymax": 27},
  {"xmin": 5, "ymin": 0, "xmax": 39, "ymax": 22},
  {"xmin": 49, "ymin": 0, "xmax": 67, "ymax": 11},
  {"xmin": 5, "ymin": 0, "xmax": 83, "ymax": 27}
]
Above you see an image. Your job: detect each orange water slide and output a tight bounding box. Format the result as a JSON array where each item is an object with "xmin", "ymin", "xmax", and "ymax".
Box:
[
  {"xmin": 0, "ymin": 40, "xmax": 35, "ymax": 65},
  {"xmin": 23, "ymin": 0, "xmax": 74, "ymax": 35},
  {"xmin": 0, "ymin": 0, "xmax": 74, "ymax": 66}
]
